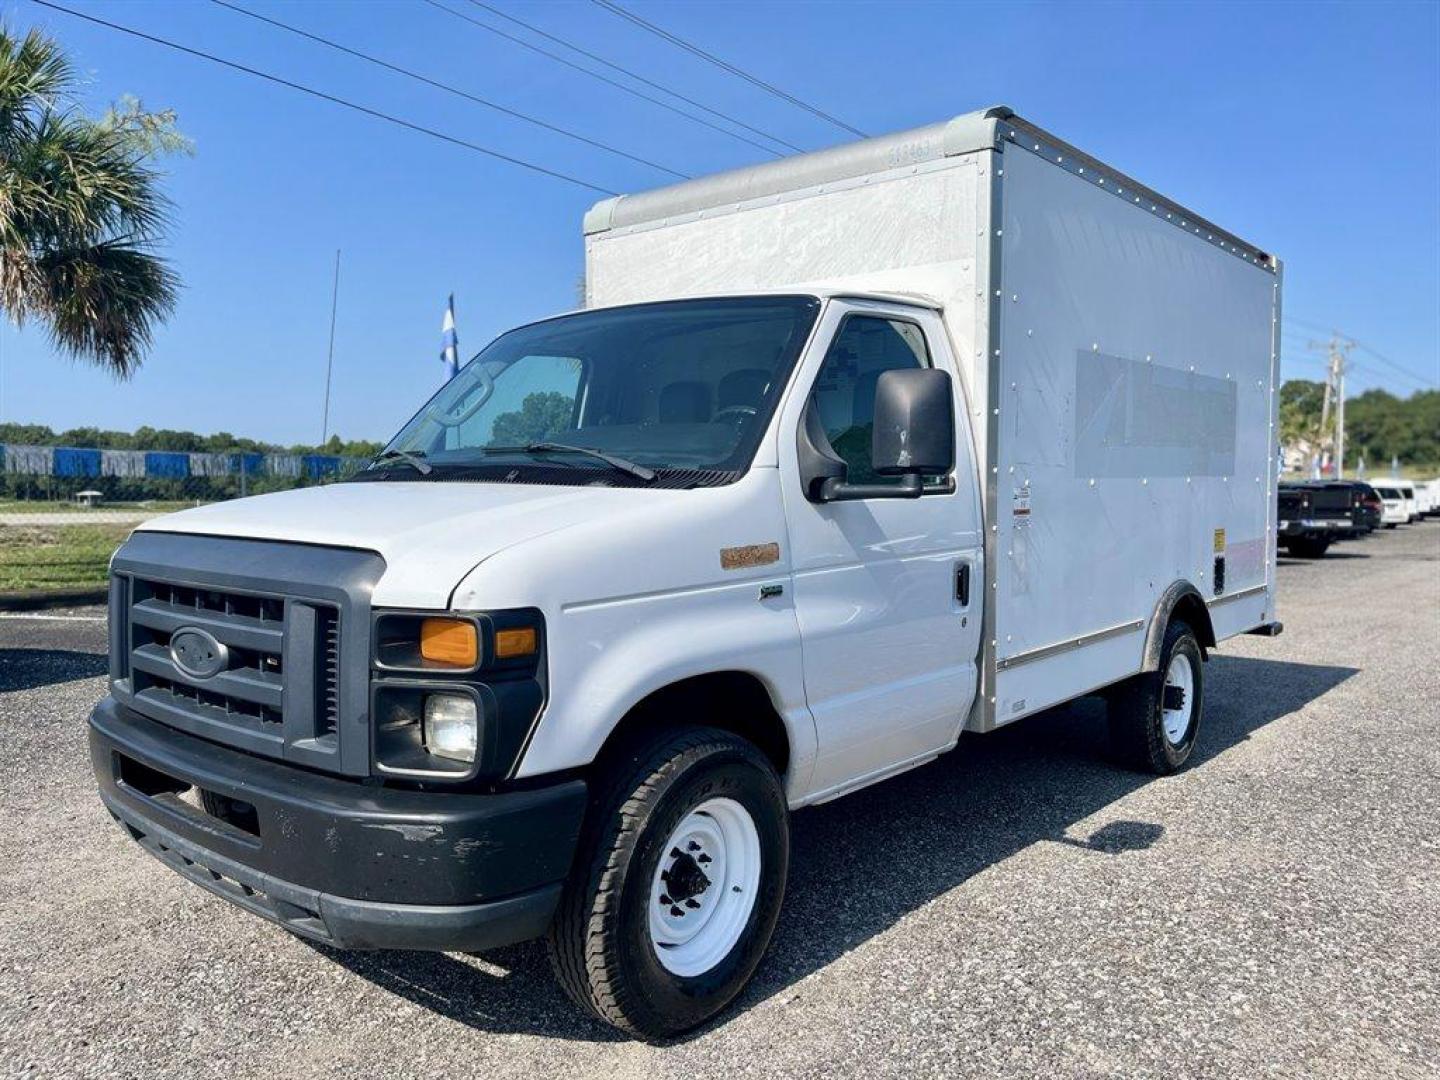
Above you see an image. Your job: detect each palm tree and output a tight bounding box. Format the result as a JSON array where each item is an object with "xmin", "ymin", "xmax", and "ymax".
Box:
[{"xmin": 0, "ymin": 24, "xmax": 183, "ymax": 377}]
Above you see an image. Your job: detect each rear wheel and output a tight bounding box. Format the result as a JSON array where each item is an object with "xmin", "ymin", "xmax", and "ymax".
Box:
[
  {"xmin": 547, "ymin": 727, "xmax": 789, "ymax": 1038},
  {"xmin": 1286, "ymin": 536, "xmax": 1331, "ymax": 558},
  {"xmin": 1108, "ymin": 619, "xmax": 1204, "ymax": 774}
]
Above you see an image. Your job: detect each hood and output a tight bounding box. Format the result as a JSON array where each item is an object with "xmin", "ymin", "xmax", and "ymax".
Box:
[{"xmin": 139, "ymin": 479, "xmax": 692, "ymax": 608}]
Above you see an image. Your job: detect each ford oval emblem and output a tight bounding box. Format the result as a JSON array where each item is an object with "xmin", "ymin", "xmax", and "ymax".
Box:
[{"xmin": 170, "ymin": 627, "xmax": 229, "ymax": 680}]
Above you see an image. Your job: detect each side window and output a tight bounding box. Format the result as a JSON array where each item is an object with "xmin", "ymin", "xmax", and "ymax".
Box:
[
  {"xmin": 808, "ymin": 316, "xmax": 930, "ymax": 484},
  {"xmin": 450, "ymin": 354, "xmax": 582, "ymax": 448}
]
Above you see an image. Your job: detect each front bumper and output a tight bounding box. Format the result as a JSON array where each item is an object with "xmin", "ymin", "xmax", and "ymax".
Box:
[{"xmin": 90, "ymin": 696, "xmax": 586, "ymax": 951}]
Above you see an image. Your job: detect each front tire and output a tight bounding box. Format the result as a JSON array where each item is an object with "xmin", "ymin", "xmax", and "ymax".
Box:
[
  {"xmin": 547, "ymin": 727, "xmax": 789, "ymax": 1038},
  {"xmin": 1108, "ymin": 619, "xmax": 1204, "ymax": 774}
]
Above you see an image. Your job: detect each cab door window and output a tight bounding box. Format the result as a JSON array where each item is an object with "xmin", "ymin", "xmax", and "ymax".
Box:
[{"xmin": 808, "ymin": 315, "xmax": 930, "ymax": 484}]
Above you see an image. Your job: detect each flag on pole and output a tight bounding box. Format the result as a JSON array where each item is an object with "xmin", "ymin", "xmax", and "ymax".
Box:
[{"xmin": 440, "ymin": 294, "xmax": 459, "ymax": 383}]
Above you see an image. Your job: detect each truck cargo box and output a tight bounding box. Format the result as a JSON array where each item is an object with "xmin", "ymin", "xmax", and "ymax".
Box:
[{"xmin": 584, "ymin": 105, "xmax": 1281, "ymax": 731}]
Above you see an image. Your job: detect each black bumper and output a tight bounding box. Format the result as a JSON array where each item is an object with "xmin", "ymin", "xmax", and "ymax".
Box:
[{"xmin": 89, "ymin": 696, "xmax": 586, "ymax": 951}]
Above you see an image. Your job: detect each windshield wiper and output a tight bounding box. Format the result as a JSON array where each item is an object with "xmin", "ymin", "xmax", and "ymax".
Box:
[
  {"xmin": 369, "ymin": 448, "xmax": 432, "ymax": 475},
  {"xmin": 484, "ymin": 442, "xmax": 655, "ymax": 482}
]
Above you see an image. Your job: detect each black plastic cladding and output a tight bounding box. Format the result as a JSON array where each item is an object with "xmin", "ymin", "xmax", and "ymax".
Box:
[{"xmin": 110, "ymin": 532, "xmax": 385, "ymax": 777}]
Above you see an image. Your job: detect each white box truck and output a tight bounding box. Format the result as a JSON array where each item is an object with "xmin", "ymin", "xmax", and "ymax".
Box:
[{"xmin": 90, "ymin": 106, "xmax": 1283, "ymax": 1037}]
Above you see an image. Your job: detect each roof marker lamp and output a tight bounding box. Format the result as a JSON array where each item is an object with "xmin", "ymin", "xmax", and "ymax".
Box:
[{"xmin": 423, "ymin": 693, "xmax": 478, "ymax": 763}]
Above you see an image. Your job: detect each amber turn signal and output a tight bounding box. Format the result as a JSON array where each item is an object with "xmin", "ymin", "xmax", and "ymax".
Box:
[
  {"xmin": 494, "ymin": 627, "xmax": 538, "ymax": 659},
  {"xmin": 419, "ymin": 618, "xmax": 479, "ymax": 666}
]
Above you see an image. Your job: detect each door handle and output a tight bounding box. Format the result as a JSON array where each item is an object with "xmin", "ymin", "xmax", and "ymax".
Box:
[{"xmin": 955, "ymin": 562, "xmax": 971, "ymax": 606}]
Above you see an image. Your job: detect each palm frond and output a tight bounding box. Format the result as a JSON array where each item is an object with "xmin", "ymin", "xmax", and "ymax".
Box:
[
  {"xmin": 1, "ymin": 21, "xmax": 181, "ymax": 376},
  {"xmin": 34, "ymin": 238, "xmax": 178, "ymax": 378},
  {"xmin": 0, "ymin": 27, "xmax": 73, "ymax": 147}
]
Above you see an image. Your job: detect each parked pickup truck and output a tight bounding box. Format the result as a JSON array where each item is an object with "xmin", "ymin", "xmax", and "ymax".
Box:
[
  {"xmin": 1277, "ymin": 480, "xmax": 1359, "ymax": 557},
  {"xmin": 90, "ymin": 106, "xmax": 1283, "ymax": 1036}
]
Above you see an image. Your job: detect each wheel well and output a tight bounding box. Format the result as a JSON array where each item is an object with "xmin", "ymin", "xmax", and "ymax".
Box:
[
  {"xmin": 597, "ymin": 671, "xmax": 791, "ymax": 777},
  {"xmin": 1142, "ymin": 583, "xmax": 1217, "ymax": 671},
  {"xmin": 1171, "ymin": 592, "xmax": 1217, "ymax": 650}
]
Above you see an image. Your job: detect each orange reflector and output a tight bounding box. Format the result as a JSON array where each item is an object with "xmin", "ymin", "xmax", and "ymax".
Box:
[
  {"xmin": 419, "ymin": 619, "xmax": 478, "ymax": 666},
  {"xmin": 494, "ymin": 627, "xmax": 538, "ymax": 659}
]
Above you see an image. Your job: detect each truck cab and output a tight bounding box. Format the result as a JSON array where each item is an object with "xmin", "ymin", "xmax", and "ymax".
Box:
[{"xmin": 90, "ymin": 106, "xmax": 1282, "ymax": 1037}]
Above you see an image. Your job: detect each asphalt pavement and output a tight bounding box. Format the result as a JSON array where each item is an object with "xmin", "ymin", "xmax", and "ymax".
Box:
[{"xmin": 2, "ymin": 524, "xmax": 1437, "ymax": 1079}]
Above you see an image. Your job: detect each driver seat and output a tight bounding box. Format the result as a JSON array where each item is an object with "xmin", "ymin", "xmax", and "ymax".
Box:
[{"xmin": 717, "ymin": 368, "xmax": 771, "ymax": 412}]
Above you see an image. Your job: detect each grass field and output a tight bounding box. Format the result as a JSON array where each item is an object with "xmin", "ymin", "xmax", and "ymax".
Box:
[
  {"xmin": 0, "ymin": 500, "xmax": 191, "ymax": 515},
  {"xmin": 0, "ymin": 524, "xmax": 131, "ymax": 594}
]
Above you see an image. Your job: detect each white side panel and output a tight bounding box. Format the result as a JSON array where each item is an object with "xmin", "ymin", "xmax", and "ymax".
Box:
[
  {"xmin": 990, "ymin": 144, "xmax": 1278, "ymax": 724},
  {"xmin": 585, "ymin": 157, "xmax": 985, "ymax": 445}
]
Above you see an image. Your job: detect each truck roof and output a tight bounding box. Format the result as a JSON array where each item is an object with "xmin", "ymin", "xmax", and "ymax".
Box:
[
  {"xmin": 585, "ymin": 105, "xmax": 1274, "ymax": 272},
  {"xmin": 541, "ymin": 288, "xmax": 944, "ymax": 324}
]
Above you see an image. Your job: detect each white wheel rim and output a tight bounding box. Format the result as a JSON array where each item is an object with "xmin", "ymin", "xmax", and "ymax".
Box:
[
  {"xmin": 1162, "ymin": 652, "xmax": 1195, "ymax": 745},
  {"xmin": 648, "ymin": 797, "xmax": 761, "ymax": 978}
]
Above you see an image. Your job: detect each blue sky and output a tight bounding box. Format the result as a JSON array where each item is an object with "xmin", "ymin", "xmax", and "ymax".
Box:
[{"xmin": 1, "ymin": 0, "xmax": 1436, "ymax": 446}]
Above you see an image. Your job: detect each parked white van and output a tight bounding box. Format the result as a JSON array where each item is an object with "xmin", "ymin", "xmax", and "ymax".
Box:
[
  {"xmin": 1410, "ymin": 479, "xmax": 1435, "ymax": 517},
  {"xmin": 1394, "ymin": 479, "xmax": 1420, "ymax": 522},
  {"xmin": 89, "ymin": 106, "xmax": 1284, "ymax": 1036},
  {"xmin": 1374, "ymin": 484, "xmax": 1410, "ymax": 527}
]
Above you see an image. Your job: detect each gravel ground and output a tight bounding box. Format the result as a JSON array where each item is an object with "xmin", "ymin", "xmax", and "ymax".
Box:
[{"xmin": 2, "ymin": 525, "xmax": 1437, "ymax": 1079}]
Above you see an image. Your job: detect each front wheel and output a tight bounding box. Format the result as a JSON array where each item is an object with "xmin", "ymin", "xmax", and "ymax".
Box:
[
  {"xmin": 547, "ymin": 727, "xmax": 789, "ymax": 1038},
  {"xmin": 1108, "ymin": 619, "xmax": 1204, "ymax": 774}
]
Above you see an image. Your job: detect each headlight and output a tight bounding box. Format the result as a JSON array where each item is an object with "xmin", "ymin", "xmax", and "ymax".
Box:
[{"xmin": 423, "ymin": 693, "xmax": 478, "ymax": 763}]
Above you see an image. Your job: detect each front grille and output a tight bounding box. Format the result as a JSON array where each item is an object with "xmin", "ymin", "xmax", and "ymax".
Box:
[
  {"xmin": 109, "ymin": 532, "xmax": 385, "ymax": 777},
  {"xmin": 318, "ymin": 606, "xmax": 341, "ymax": 738},
  {"xmin": 124, "ymin": 578, "xmax": 333, "ymax": 757}
]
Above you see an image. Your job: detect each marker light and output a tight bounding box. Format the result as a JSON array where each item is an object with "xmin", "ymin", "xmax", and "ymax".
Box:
[
  {"xmin": 494, "ymin": 627, "xmax": 538, "ymax": 659},
  {"xmin": 423, "ymin": 693, "xmax": 478, "ymax": 763},
  {"xmin": 420, "ymin": 618, "xmax": 478, "ymax": 666}
]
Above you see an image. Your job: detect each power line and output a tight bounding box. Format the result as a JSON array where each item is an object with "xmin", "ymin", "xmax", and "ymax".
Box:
[
  {"xmin": 30, "ymin": 0, "xmax": 618, "ymax": 196},
  {"xmin": 420, "ymin": 0, "xmax": 784, "ymax": 159},
  {"xmin": 590, "ymin": 0, "xmax": 866, "ymax": 138},
  {"xmin": 1350, "ymin": 337, "xmax": 1438, "ymax": 389},
  {"xmin": 466, "ymin": 0, "xmax": 804, "ymax": 154},
  {"xmin": 1285, "ymin": 318, "xmax": 1437, "ymax": 388},
  {"xmin": 210, "ymin": 0, "xmax": 688, "ymax": 180}
]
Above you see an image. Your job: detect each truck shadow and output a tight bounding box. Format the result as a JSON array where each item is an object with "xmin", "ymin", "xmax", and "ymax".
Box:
[
  {"xmin": 316, "ymin": 653, "xmax": 1355, "ymax": 1043},
  {"xmin": 0, "ymin": 648, "xmax": 108, "ymax": 692}
]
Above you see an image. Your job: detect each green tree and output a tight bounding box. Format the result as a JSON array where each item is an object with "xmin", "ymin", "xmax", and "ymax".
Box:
[
  {"xmin": 1347, "ymin": 387, "xmax": 1440, "ymax": 467},
  {"xmin": 0, "ymin": 25, "xmax": 184, "ymax": 376},
  {"xmin": 1279, "ymin": 379, "xmax": 1325, "ymax": 448},
  {"xmin": 489, "ymin": 392, "xmax": 576, "ymax": 445},
  {"xmin": 1279, "ymin": 378, "xmax": 1440, "ymax": 469}
]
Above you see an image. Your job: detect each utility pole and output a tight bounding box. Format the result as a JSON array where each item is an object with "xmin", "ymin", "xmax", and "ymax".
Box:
[
  {"xmin": 1308, "ymin": 334, "xmax": 1354, "ymax": 478},
  {"xmin": 321, "ymin": 249, "xmax": 341, "ymax": 447}
]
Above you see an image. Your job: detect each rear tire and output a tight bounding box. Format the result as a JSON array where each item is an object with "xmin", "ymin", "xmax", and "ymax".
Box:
[
  {"xmin": 1108, "ymin": 619, "xmax": 1204, "ymax": 774},
  {"xmin": 547, "ymin": 727, "xmax": 789, "ymax": 1039},
  {"xmin": 1286, "ymin": 536, "xmax": 1331, "ymax": 558}
]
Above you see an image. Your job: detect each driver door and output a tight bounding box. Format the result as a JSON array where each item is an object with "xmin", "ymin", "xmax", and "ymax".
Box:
[{"xmin": 777, "ymin": 299, "xmax": 982, "ymax": 799}]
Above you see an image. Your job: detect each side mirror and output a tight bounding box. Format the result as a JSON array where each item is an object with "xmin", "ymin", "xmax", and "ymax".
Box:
[
  {"xmin": 798, "ymin": 367, "xmax": 956, "ymax": 503},
  {"xmin": 872, "ymin": 368, "xmax": 954, "ymax": 477}
]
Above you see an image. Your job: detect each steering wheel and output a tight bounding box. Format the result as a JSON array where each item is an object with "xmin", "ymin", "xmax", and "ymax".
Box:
[{"xmin": 711, "ymin": 405, "xmax": 758, "ymax": 426}]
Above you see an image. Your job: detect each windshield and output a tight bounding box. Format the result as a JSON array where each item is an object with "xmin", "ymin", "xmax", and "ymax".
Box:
[{"xmin": 374, "ymin": 296, "xmax": 821, "ymax": 484}]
